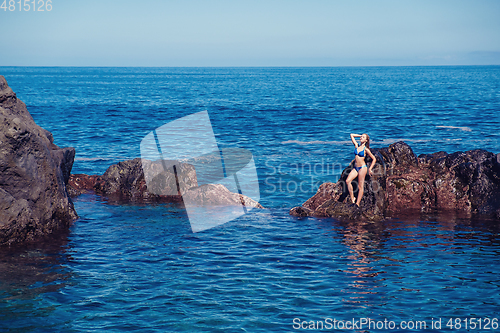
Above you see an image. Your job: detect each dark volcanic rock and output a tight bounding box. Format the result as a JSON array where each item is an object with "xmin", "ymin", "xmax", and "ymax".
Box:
[
  {"xmin": 68, "ymin": 158, "xmax": 196, "ymax": 203},
  {"xmin": 66, "ymin": 174, "xmax": 101, "ymax": 197},
  {"xmin": 0, "ymin": 76, "xmax": 78, "ymax": 246},
  {"xmin": 419, "ymin": 149, "xmax": 500, "ymax": 215},
  {"xmin": 68, "ymin": 158, "xmax": 263, "ymax": 208},
  {"xmin": 290, "ymin": 141, "xmax": 500, "ymax": 221}
]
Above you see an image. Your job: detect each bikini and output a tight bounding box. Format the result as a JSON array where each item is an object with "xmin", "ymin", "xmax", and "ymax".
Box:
[{"xmin": 354, "ymin": 146, "xmax": 367, "ymax": 173}]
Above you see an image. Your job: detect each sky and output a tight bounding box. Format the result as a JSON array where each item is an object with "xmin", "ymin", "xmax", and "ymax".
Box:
[{"xmin": 1, "ymin": 0, "xmax": 500, "ymax": 67}]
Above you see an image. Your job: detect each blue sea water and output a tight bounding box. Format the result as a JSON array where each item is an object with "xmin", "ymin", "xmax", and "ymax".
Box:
[{"xmin": 1, "ymin": 66, "xmax": 500, "ymax": 332}]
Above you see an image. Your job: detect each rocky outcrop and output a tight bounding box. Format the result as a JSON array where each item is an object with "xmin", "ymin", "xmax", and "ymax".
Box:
[
  {"xmin": 69, "ymin": 158, "xmax": 196, "ymax": 202},
  {"xmin": 290, "ymin": 141, "xmax": 500, "ymax": 221},
  {"xmin": 69, "ymin": 158, "xmax": 263, "ymax": 208},
  {"xmin": 0, "ymin": 76, "xmax": 78, "ymax": 246},
  {"xmin": 183, "ymin": 183, "xmax": 262, "ymax": 208}
]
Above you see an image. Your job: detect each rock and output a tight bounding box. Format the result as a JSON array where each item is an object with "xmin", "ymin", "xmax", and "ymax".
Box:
[
  {"xmin": 68, "ymin": 158, "xmax": 194, "ymax": 203},
  {"xmin": 289, "ymin": 206, "xmax": 313, "ymax": 217},
  {"xmin": 68, "ymin": 158, "xmax": 263, "ymax": 208},
  {"xmin": 302, "ymin": 182, "xmax": 338, "ymax": 212},
  {"xmin": 290, "ymin": 141, "xmax": 500, "ymax": 221},
  {"xmin": 420, "ymin": 149, "xmax": 500, "ymax": 215},
  {"xmin": 385, "ymin": 170, "xmax": 437, "ymax": 214},
  {"xmin": 67, "ymin": 174, "xmax": 100, "ymax": 197},
  {"xmin": 182, "ymin": 184, "xmax": 263, "ymax": 208},
  {"xmin": 0, "ymin": 76, "xmax": 78, "ymax": 246},
  {"xmin": 94, "ymin": 158, "xmax": 192, "ymax": 202}
]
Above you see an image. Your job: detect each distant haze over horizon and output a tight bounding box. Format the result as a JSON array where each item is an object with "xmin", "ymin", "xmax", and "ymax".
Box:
[{"xmin": 1, "ymin": 0, "xmax": 499, "ymax": 67}]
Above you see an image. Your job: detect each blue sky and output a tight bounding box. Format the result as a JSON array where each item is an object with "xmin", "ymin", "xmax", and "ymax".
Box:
[{"xmin": 1, "ymin": 0, "xmax": 500, "ymax": 66}]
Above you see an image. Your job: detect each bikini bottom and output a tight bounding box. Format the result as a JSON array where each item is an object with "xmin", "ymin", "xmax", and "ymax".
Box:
[{"xmin": 354, "ymin": 164, "xmax": 367, "ymax": 173}]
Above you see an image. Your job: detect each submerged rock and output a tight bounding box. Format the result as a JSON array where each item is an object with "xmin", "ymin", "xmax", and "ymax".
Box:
[
  {"xmin": 0, "ymin": 76, "xmax": 78, "ymax": 246},
  {"xmin": 290, "ymin": 141, "xmax": 500, "ymax": 221}
]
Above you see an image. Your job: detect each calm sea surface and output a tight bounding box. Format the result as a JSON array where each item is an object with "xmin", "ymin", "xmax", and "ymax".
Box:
[{"xmin": 1, "ymin": 67, "xmax": 499, "ymax": 332}]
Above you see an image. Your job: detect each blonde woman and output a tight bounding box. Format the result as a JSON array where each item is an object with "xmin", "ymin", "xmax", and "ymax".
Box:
[{"xmin": 346, "ymin": 133, "xmax": 376, "ymax": 206}]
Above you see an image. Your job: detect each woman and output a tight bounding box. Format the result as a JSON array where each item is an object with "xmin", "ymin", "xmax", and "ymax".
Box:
[{"xmin": 346, "ymin": 133, "xmax": 376, "ymax": 206}]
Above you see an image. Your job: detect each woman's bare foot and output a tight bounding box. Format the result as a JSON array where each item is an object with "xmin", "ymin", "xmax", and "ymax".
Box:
[{"xmin": 351, "ymin": 197, "xmax": 356, "ymax": 204}]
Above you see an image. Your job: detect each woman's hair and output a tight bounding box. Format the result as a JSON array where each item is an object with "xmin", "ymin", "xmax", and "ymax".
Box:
[{"xmin": 363, "ymin": 133, "xmax": 370, "ymax": 149}]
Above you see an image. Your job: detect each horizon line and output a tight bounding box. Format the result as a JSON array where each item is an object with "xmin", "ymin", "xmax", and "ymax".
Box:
[{"xmin": 1, "ymin": 64, "xmax": 500, "ymax": 69}]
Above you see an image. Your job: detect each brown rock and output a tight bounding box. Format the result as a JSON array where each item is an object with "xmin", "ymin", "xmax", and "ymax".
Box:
[
  {"xmin": 68, "ymin": 158, "xmax": 195, "ymax": 203},
  {"xmin": 67, "ymin": 174, "xmax": 101, "ymax": 197},
  {"xmin": 291, "ymin": 141, "xmax": 500, "ymax": 220},
  {"xmin": 183, "ymin": 184, "xmax": 263, "ymax": 208},
  {"xmin": 385, "ymin": 170, "xmax": 436, "ymax": 213},
  {"xmin": 68, "ymin": 158, "xmax": 263, "ymax": 208},
  {"xmin": 302, "ymin": 182, "xmax": 338, "ymax": 211},
  {"xmin": 289, "ymin": 206, "xmax": 313, "ymax": 217}
]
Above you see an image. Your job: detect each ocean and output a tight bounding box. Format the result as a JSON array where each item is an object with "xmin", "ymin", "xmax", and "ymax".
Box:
[{"xmin": 1, "ymin": 66, "xmax": 499, "ymax": 332}]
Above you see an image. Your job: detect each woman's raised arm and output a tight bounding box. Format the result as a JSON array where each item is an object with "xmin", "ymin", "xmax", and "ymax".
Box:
[{"xmin": 350, "ymin": 133, "xmax": 361, "ymax": 146}]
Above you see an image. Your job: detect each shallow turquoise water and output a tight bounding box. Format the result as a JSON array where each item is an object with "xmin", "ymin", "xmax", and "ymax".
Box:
[{"xmin": 1, "ymin": 67, "xmax": 499, "ymax": 332}]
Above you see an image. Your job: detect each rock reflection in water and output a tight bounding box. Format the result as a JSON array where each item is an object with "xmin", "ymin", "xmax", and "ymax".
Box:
[
  {"xmin": 334, "ymin": 212, "xmax": 500, "ymax": 311},
  {"xmin": 0, "ymin": 230, "xmax": 72, "ymax": 329}
]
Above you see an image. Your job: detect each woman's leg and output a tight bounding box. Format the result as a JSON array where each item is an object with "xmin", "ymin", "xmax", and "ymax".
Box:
[
  {"xmin": 346, "ymin": 169, "xmax": 358, "ymax": 204},
  {"xmin": 356, "ymin": 167, "xmax": 368, "ymax": 206}
]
